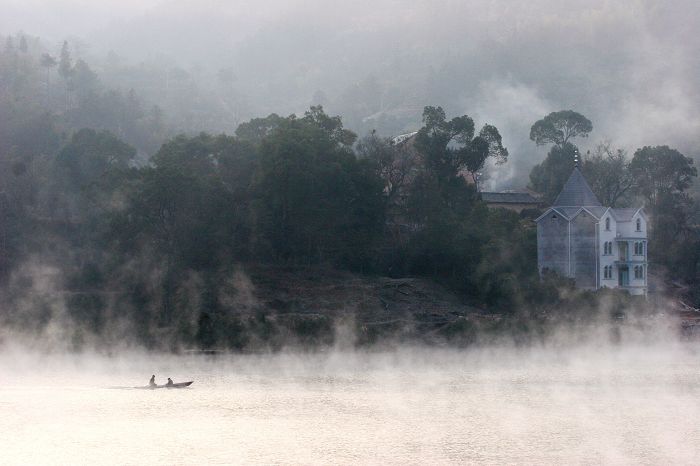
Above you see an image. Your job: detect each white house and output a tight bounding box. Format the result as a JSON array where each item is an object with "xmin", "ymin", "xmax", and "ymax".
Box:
[{"xmin": 536, "ymin": 166, "xmax": 648, "ymax": 296}]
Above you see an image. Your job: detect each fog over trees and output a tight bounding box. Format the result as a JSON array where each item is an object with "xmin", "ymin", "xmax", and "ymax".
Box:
[{"xmin": 2, "ymin": 0, "xmax": 699, "ymax": 188}]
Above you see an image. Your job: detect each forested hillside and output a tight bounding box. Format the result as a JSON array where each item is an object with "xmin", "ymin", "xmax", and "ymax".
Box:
[{"xmin": 0, "ymin": 34, "xmax": 697, "ymax": 350}]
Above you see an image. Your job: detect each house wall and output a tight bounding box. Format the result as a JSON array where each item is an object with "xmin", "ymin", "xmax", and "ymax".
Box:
[
  {"xmin": 600, "ymin": 211, "xmax": 648, "ymax": 295},
  {"xmin": 599, "ymin": 211, "xmax": 617, "ymax": 289},
  {"xmin": 622, "ymin": 213, "xmax": 647, "ymax": 295},
  {"xmin": 570, "ymin": 211, "xmax": 597, "ymax": 289},
  {"xmin": 617, "ymin": 212, "xmax": 646, "ymax": 238},
  {"xmin": 537, "ymin": 211, "xmax": 570, "ymax": 277}
]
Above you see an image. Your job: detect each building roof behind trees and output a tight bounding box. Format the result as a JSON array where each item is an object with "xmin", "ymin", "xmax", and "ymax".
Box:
[{"xmin": 480, "ymin": 191, "xmax": 540, "ymax": 205}]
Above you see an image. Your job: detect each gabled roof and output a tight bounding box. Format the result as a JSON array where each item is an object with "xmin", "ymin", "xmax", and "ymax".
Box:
[
  {"xmin": 611, "ymin": 207, "xmax": 645, "ymax": 222},
  {"xmin": 535, "ymin": 207, "xmax": 567, "ymax": 222},
  {"xmin": 481, "ymin": 192, "xmax": 540, "ymax": 204},
  {"xmin": 553, "ymin": 168, "xmax": 602, "ymax": 207},
  {"xmin": 535, "ymin": 206, "xmax": 607, "ymax": 223}
]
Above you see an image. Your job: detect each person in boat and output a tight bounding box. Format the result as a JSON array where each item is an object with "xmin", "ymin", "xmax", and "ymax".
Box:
[
  {"xmin": 166, "ymin": 378, "xmax": 174, "ymax": 386},
  {"xmin": 149, "ymin": 375, "xmax": 156, "ymax": 387}
]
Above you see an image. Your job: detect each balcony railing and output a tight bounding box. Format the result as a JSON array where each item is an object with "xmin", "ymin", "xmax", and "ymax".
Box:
[{"xmin": 614, "ymin": 259, "xmax": 647, "ymax": 266}]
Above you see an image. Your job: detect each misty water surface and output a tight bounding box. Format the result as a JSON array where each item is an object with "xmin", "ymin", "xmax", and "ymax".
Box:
[{"xmin": 2, "ymin": 345, "xmax": 699, "ymax": 465}]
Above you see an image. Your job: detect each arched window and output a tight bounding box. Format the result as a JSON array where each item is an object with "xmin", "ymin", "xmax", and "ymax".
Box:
[
  {"xmin": 605, "ymin": 218, "xmax": 610, "ymax": 231},
  {"xmin": 634, "ymin": 242, "xmax": 639, "ymax": 255},
  {"xmin": 640, "ymin": 242, "xmax": 644, "ymax": 256},
  {"xmin": 603, "ymin": 241, "xmax": 613, "ymax": 255},
  {"xmin": 634, "ymin": 266, "xmax": 644, "ymax": 279},
  {"xmin": 636, "ymin": 218, "xmax": 641, "ymax": 231}
]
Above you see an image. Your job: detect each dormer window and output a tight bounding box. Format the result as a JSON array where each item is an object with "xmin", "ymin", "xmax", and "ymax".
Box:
[
  {"xmin": 605, "ymin": 218, "xmax": 610, "ymax": 231},
  {"xmin": 636, "ymin": 218, "xmax": 641, "ymax": 231}
]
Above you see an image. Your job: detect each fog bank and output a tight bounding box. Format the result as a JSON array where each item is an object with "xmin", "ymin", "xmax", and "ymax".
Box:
[{"xmin": 2, "ymin": 0, "xmax": 698, "ymax": 188}]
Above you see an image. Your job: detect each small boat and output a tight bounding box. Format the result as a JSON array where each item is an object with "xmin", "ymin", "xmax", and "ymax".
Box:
[
  {"xmin": 165, "ymin": 381, "xmax": 193, "ymax": 389},
  {"xmin": 133, "ymin": 381, "xmax": 194, "ymax": 390}
]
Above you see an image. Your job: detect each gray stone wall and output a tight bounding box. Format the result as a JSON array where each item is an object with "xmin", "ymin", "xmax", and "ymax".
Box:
[
  {"xmin": 537, "ymin": 212, "xmax": 570, "ymax": 277},
  {"xmin": 570, "ymin": 213, "xmax": 597, "ymax": 289}
]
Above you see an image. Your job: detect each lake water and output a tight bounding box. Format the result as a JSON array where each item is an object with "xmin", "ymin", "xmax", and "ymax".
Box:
[{"xmin": 1, "ymin": 345, "xmax": 699, "ymax": 465}]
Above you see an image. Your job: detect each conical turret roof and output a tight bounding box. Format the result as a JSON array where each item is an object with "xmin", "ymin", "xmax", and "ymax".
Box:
[{"xmin": 553, "ymin": 167, "xmax": 601, "ymax": 207}]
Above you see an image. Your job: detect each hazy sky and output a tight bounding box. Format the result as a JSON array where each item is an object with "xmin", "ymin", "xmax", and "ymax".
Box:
[{"xmin": 1, "ymin": 0, "xmax": 698, "ymax": 188}]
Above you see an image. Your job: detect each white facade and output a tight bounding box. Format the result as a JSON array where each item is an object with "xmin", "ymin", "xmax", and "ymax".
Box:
[{"xmin": 598, "ymin": 208, "xmax": 648, "ymax": 295}]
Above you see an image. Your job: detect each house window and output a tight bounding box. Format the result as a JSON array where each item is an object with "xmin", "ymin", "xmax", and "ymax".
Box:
[
  {"xmin": 634, "ymin": 266, "xmax": 644, "ymax": 279},
  {"xmin": 604, "ymin": 266, "xmax": 613, "ymax": 279},
  {"xmin": 633, "ymin": 242, "xmax": 645, "ymax": 255},
  {"xmin": 605, "ymin": 218, "xmax": 610, "ymax": 231},
  {"xmin": 603, "ymin": 241, "xmax": 613, "ymax": 255},
  {"xmin": 636, "ymin": 218, "xmax": 641, "ymax": 231}
]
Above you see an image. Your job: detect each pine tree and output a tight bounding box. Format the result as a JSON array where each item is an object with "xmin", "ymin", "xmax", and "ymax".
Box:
[
  {"xmin": 19, "ymin": 35, "xmax": 28, "ymax": 53},
  {"xmin": 40, "ymin": 53, "xmax": 57, "ymax": 108},
  {"xmin": 58, "ymin": 40, "xmax": 73, "ymax": 110}
]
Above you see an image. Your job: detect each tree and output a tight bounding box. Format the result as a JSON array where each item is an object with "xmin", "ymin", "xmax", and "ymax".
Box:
[
  {"xmin": 414, "ymin": 106, "xmax": 508, "ymax": 191},
  {"xmin": 581, "ymin": 142, "xmax": 634, "ymax": 207},
  {"xmin": 40, "ymin": 53, "xmax": 57, "ymax": 107},
  {"xmin": 235, "ymin": 113, "xmax": 284, "ymax": 144},
  {"xmin": 18, "ymin": 36, "xmax": 28, "ymax": 53},
  {"xmin": 629, "ymin": 146, "xmax": 698, "ymax": 286},
  {"xmin": 529, "ymin": 110, "xmax": 592, "ymax": 147},
  {"xmin": 252, "ymin": 108, "xmax": 384, "ymax": 267},
  {"xmin": 58, "ymin": 41, "xmax": 72, "ymax": 79},
  {"xmin": 302, "ymin": 105, "xmax": 357, "ymax": 147},
  {"xmin": 629, "ymin": 146, "xmax": 697, "ymax": 207},
  {"xmin": 58, "ymin": 41, "xmax": 73, "ymax": 110},
  {"xmin": 528, "ymin": 142, "xmax": 577, "ymax": 204},
  {"xmin": 54, "ymin": 129, "xmax": 137, "ymax": 221},
  {"xmin": 356, "ymin": 131, "xmax": 415, "ymax": 207},
  {"xmin": 71, "ymin": 59, "xmax": 100, "ymax": 100}
]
